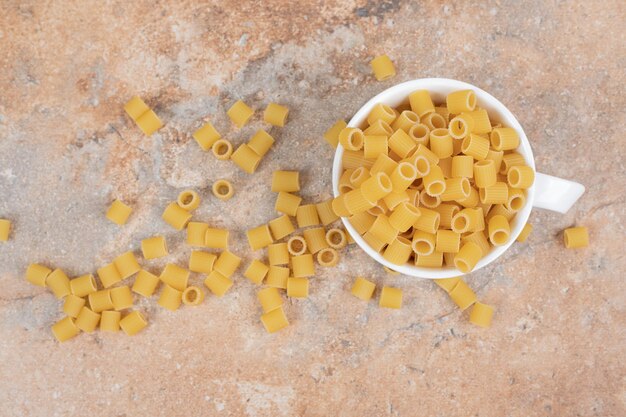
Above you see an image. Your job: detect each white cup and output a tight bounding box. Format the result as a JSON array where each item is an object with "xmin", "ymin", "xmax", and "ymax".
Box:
[{"xmin": 332, "ymin": 78, "xmax": 585, "ymax": 279}]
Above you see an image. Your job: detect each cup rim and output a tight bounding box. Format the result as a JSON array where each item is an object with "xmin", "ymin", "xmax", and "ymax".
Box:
[{"xmin": 331, "ymin": 78, "xmax": 536, "ymax": 279}]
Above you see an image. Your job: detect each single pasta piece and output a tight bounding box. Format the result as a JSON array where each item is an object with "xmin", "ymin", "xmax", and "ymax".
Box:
[
  {"xmin": 268, "ymin": 243, "xmax": 290, "ymax": 265},
  {"xmin": 177, "ymin": 190, "xmax": 200, "ymax": 211},
  {"xmin": 182, "ymin": 286, "xmax": 205, "ymax": 306},
  {"xmin": 213, "ymin": 250, "xmax": 241, "ymax": 278},
  {"xmin": 388, "ymin": 129, "xmax": 416, "ymax": 158},
  {"xmin": 287, "ymin": 277, "xmax": 310, "ymax": 298},
  {"xmin": 415, "ymin": 251, "xmax": 443, "ymax": 268},
  {"xmin": 464, "ymin": 109, "xmax": 491, "ymax": 134},
  {"xmin": 379, "ymin": 286, "xmax": 402, "ymax": 309},
  {"xmin": 317, "ymin": 248, "xmax": 339, "ymax": 267},
  {"xmin": 406, "ymin": 188, "xmax": 420, "ymax": 207},
  {"xmin": 247, "ymin": 224, "xmax": 274, "ymax": 251},
  {"xmin": 296, "ymin": 204, "xmax": 321, "ymax": 228},
  {"xmin": 212, "ymin": 179, "xmax": 234, "ymax": 201},
  {"xmin": 113, "ymin": 251, "xmax": 140, "ymax": 280},
  {"xmin": 111, "ymin": 286, "xmax": 134, "ymax": 311},
  {"xmin": 347, "ymin": 211, "xmax": 376, "ymax": 235},
  {"xmin": 368, "ymin": 214, "xmax": 398, "ymax": 244},
  {"xmin": 204, "ymin": 270, "xmax": 233, "ymax": 297},
  {"xmin": 124, "ymin": 96, "xmax": 150, "ymax": 121},
  {"xmin": 474, "ymin": 159, "xmax": 497, "ymax": 188},
  {"xmin": 469, "ymin": 302, "xmax": 494, "ymax": 327},
  {"xmin": 266, "ymin": 266, "xmax": 289, "ymax": 289},
  {"xmin": 244, "ymin": 260, "xmax": 269, "ymax": 285},
  {"xmin": 462, "ymin": 231, "xmax": 491, "ymax": 257},
  {"xmin": 0, "ymin": 219, "xmax": 11, "ymax": 241},
  {"xmin": 438, "ymin": 157, "xmax": 453, "ymax": 178},
  {"xmin": 436, "ymin": 230, "xmax": 461, "ymax": 253},
  {"xmin": 500, "ymin": 152, "xmax": 526, "ymax": 174},
  {"xmin": 383, "ymin": 190, "xmax": 410, "ymax": 211},
  {"xmin": 409, "ymin": 90, "xmax": 435, "ymax": 117},
  {"xmin": 70, "ymin": 274, "xmax": 97, "ymax": 297},
  {"xmin": 408, "ymin": 123, "xmax": 430, "ymax": 146},
  {"xmin": 212, "ymin": 139, "xmax": 234, "ymax": 160},
  {"xmin": 158, "ymin": 285, "xmax": 182, "ymax": 311},
  {"xmin": 370, "ymin": 54, "xmax": 396, "ymax": 81},
  {"xmin": 413, "ymin": 144, "xmax": 439, "ymax": 167},
  {"xmin": 162, "ymin": 202, "xmax": 192, "ymax": 230},
  {"xmin": 447, "ymin": 279, "xmax": 477, "ymax": 310},
  {"xmin": 490, "ymin": 127, "xmax": 519, "ymax": 151},
  {"xmin": 343, "ymin": 150, "xmax": 372, "ymax": 169},
  {"xmin": 434, "ymin": 106, "xmax": 451, "ymax": 122},
  {"xmin": 323, "ymin": 119, "xmax": 347, "ymax": 148},
  {"xmin": 350, "ymin": 167, "xmax": 370, "ymax": 188},
  {"xmin": 486, "ymin": 204, "xmax": 515, "ymax": 222},
  {"xmin": 325, "ymin": 228, "xmax": 347, "ymax": 249},
  {"xmin": 363, "ymin": 230, "xmax": 386, "ymax": 252},
  {"xmin": 413, "ymin": 208, "xmax": 440, "ymax": 234},
  {"xmin": 26, "ymin": 263, "xmax": 52, "ymax": 287},
  {"xmin": 272, "ymin": 171, "xmax": 300, "ymax": 192},
  {"xmin": 451, "ymin": 208, "xmax": 475, "ymax": 234},
  {"xmin": 480, "ymin": 182, "xmax": 509, "ymax": 205},
  {"xmin": 89, "ymin": 289, "xmax": 114, "ymax": 313},
  {"xmin": 360, "ymin": 172, "xmax": 393, "ymax": 202},
  {"xmin": 339, "ymin": 128, "xmax": 365, "ymax": 151},
  {"xmin": 433, "ymin": 277, "xmax": 461, "ymax": 293},
  {"xmin": 287, "ymin": 236, "xmax": 308, "ymax": 256},
  {"xmin": 120, "ymin": 311, "xmax": 148, "ymax": 336},
  {"xmin": 506, "ymin": 188, "xmax": 526, "ymax": 212},
  {"xmin": 46, "ymin": 268, "xmax": 70, "ymax": 298},
  {"xmin": 423, "ymin": 165, "xmax": 446, "ymax": 197},
  {"xmin": 392, "ymin": 110, "xmax": 420, "ymax": 133},
  {"xmin": 52, "ymin": 316, "xmax": 79, "ymax": 342},
  {"xmin": 331, "ymin": 195, "xmax": 350, "ymax": 218},
  {"xmin": 388, "ymin": 202, "xmax": 420, "ymax": 232},
  {"xmin": 383, "ymin": 236, "xmax": 413, "ymax": 265},
  {"xmin": 303, "ymin": 227, "xmax": 329, "ymax": 254},
  {"xmin": 268, "ymin": 214, "xmax": 296, "ymax": 240},
  {"xmin": 75, "ymin": 306, "xmax": 100, "ymax": 333},
  {"xmin": 63, "ymin": 294, "xmax": 86, "ymax": 318},
  {"xmin": 339, "ymin": 168, "xmax": 356, "ymax": 193},
  {"xmin": 351, "ymin": 277, "xmax": 376, "ymax": 301},
  {"xmin": 412, "ymin": 231, "xmax": 436, "ymax": 256},
  {"xmin": 447, "ymin": 90, "xmax": 477, "ymax": 114},
  {"xmin": 448, "ymin": 113, "xmax": 475, "ymax": 140},
  {"xmin": 315, "ymin": 200, "xmax": 339, "ymax": 226},
  {"xmin": 454, "ymin": 242, "xmax": 482, "ymax": 273},
  {"xmin": 106, "ymin": 199, "xmax": 132, "ymax": 226},
  {"xmin": 516, "ymin": 223, "xmax": 533, "ymax": 243},
  {"xmin": 231, "ymin": 144, "xmax": 262, "ymax": 174},
  {"xmin": 390, "ymin": 162, "xmax": 418, "ymax": 192},
  {"xmin": 141, "ymin": 236, "xmax": 168, "ymax": 259},
  {"xmin": 263, "ymin": 102, "xmax": 289, "ymax": 127},
  {"xmin": 227, "ymin": 100, "xmax": 254, "ymax": 128},
  {"xmin": 258, "ymin": 287, "xmax": 283, "ymax": 313},
  {"xmin": 275, "ymin": 192, "xmax": 302, "ymax": 216},
  {"xmin": 135, "ymin": 110, "xmax": 163, "ymax": 136},
  {"xmin": 440, "ymin": 177, "xmax": 471, "ymax": 202},
  {"xmin": 132, "ymin": 270, "xmax": 160, "ymax": 297},
  {"xmin": 205, "ymin": 227, "xmax": 229, "ymax": 249},
  {"xmin": 187, "ymin": 222, "xmax": 209, "ymax": 247},
  {"xmin": 507, "ymin": 165, "xmax": 535, "ymax": 189},
  {"xmin": 433, "ymin": 204, "xmax": 460, "ymax": 229},
  {"xmin": 261, "ymin": 306, "xmax": 289, "ymax": 333},
  {"xmin": 344, "ymin": 189, "xmax": 376, "ymax": 215},
  {"xmin": 468, "ymin": 207, "xmax": 486, "ymax": 232},
  {"xmin": 370, "ymin": 153, "xmax": 398, "ymax": 176},
  {"xmin": 192, "ymin": 122, "xmax": 221, "ymax": 151},
  {"xmin": 364, "ymin": 119, "xmax": 393, "ymax": 136},
  {"xmin": 485, "ymin": 149, "xmax": 504, "ymax": 173},
  {"xmin": 451, "ymin": 155, "xmax": 474, "ymax": 178},
  {"xmin": 367, "ymin": 103, "xmax": 397, "ymax": 125},
  {"xmin": 429, "ymin": 129, "xmax": 453, "ymax": 158},
  {"xmin": 420, "ymin": 191, "xmax": 441, "ymax": 209},
  {"xmin": 422, "ymin": 112, "xmax": 447, "ymax": 131},
  {"xmin": 159, "ymin": 264, "xmax": 190, "ymax": 292},
  {"xmin": 248, "ymin": 129, "xmax": 275, "ymax": 156},
  {"xmin": 291, "ymin": 254, "xmax": 315, "ymax": 278},
  {"xmin": 100, "ymin": 310, "xmax": 121, "ymax": 332},
  {"xmin": 462, "ymin": 134, "xmax": 489, "ymax": 160},
  {"xmin": 563, "ymin": 227, "xmax": 589, "ymax": 249}
]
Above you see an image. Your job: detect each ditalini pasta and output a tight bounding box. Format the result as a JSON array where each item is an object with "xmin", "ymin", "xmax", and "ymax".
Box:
[
  {"xmin": 351, "ymin": 277, "xmax": 376, "ymax": 301},
  {"xmin": 212, "ymin": 179, "xmax": 234, "ymax": 201},
  {"xmin": 469, "ymin": 302, "xmax": 494, "ymax": 327},
  {"xmin": 563, "ymin": 227, "xmax": 589, "ymax": 249},
  {"xmin": 135, "ymin": 110, "xmax": 163, "ymax": 136},
  {"xmin": 266, "ymin": 266, "xmax": 289, "ymax": 289},
  {"xmin": 132, "ymin": 270, "xmax": 160, "ymax": 297},
  {"xmin": 287, "ymin": 235, "xmax": 308, "ymax": 256},
  {"xmin": 275, "ymin": 192, "xmax": 302, "ymax": 216},
  {"xmin": 231, "ymin": 144, "xmax": 262, "ymax": 174},
  {"xmin": 258, "ymin": 287, "xmax": 283, "ymax": 313},
  {"xmin": 0, "ymin": 219, "xmax": 11, "ymax": 241},
  {"xmin": 317, "ymin": 248, "xmax": 339, "ymax": 267},
  {"xmin": 516, "ymin": 223, "xmax": 533, "ymax": 243},
  {"xmin": 141, "ymin": 236, "xmax": 168, "ymax": 259},
  {"xmin": 247, "ymin": 224, "xmax": 274, "ymax": 251},
  {"xmin": 296, "ymin": 205, "xmax": 320, "ymax": 228},
  {"xmin": 260, "ymin": 306, "xmax": 289, "ymax": 333},
  {"xmin": 63, "ymin": 294, "xmax": 86, "ymax": 318},
  {"xmin": 205, "ymin": 227, "xmax": 229, "ymax": 249},
  {"xmin": 227, "ymin": 100, "xmax": 254, "ymax": 128},
  {"xmin": 212, "ymin": 139, "xmax": 234, "ymax": 160},
  {"xmin": 70, "ymin": 274, "xmax": 97, "ymax": 297},
  {"xmin": 158, "ymin": 284, "xmax": 182, "ymax": 311},
  {"xmin": 434, "ymin": 277, "xmax": 461, "ymax": 293},
  {"xmin": 291, "ymin": 254, "xmax": 315, "ymax": 277},
  {"xmin": 89, "ymin": 289, "xmax": 114, "ymax": 313},
  {"xmin": 189, "ymin": 251, "xmax": 217, "ymax": 273},
  {"xmin": 248, "ymin": 130, "xmax": 275, "ymax": 157},
  {"xmin": 287, "ymin": 277, "xmax": 309, "ymax": 298},
  {"xmin": 113, "ymin": 251, "xmax": 140, "ymax": 279},
  {"xmin": 213, "ymin": 250, "xmax": 241, "ymax": 278},
  {"xmin": 187, "ymin": 222, "xmax": 209, "ymax": 247},
  {"xmin": 75, "ymin": 306, "xmax": 100, "ymax": 333},
  {"xmin": 488, "ymin": 215, "xmax": 510, "ymax": 246},
  {"xmin": 52, "ymin": 316, "xmax": 79, "ymax": 342},
  {"xmin": 447, "ymin": 279, "xmax": 477, "ymax": 310},
  {"xmin": 100, "ymin": 310, "xmax": 121, "ymax": 332},
  {"xmin": 106, "ymin": 199, "xmax": 132, "ymax": 226},
  {"xmin": 316, "ymin": 199, "xmax": 340, "ymax": 226},
  {"xmin": 177, "ymin": 190, "xmax": 200, "ymax": 211},
  {"xmin": 162, "ymin": 202, "xmax": 192, "ymax": 230},
  {"xmin": 323, "ymin": 119, "xmax": 347, "ymax": 148},
  {"xmin": 244, "ymin": 260, "xmax": 269, "ymax": 284},
  {"xmin": 193, "ymin": 122, "xmax": 221, "ymax": 151},
  {"xmin": 119, "ymin": 311, "xmax": 147, "ymax": 336},
  {"xmin": 263, "ymin": 103, "xmax": 289, "ymax": 127},
  {"xmin": 379, "ymin": 286, "xmax": 402, "ymax": 309},
  {"xmin": 159, "ymin": 264, "xmax": 190, "ymax": 292},
  {"xmin": 26, "ymin": 263, "xmax": 52, "ymax": 287},
  {"xmin": 325, "ymin": 228, "xmax": 347, "ymax": 249},
  {"xmin": 204, "ymin": 271, "xmax": 233, "ymax": 297},
  {"xmin": 268, "ymin": 243, "xmax": 290, "ymax": 265},
  {"xmin": 46, "ymin": 268, "xmax": 70, "ymax": 298},
  {"xmin": 182, "ymin": 286, "xmax": 205, "ymax": 306},
  {"xmin": 370, "ymin": 54, "xmax": 396, "ymax": 81},
  {"xmin": 111, "ymin": 286, "xmax": 134, "ymax": 310}
]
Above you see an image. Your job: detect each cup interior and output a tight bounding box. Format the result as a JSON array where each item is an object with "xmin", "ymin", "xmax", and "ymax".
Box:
[{"xmin": 332, "ymin": 78, "xmax": 536, "ymax": 279}]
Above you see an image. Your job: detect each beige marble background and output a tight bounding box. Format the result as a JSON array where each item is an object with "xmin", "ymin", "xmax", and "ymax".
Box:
[{"xmin": 1, "ymin": 1, "xmax": 625, "ymax": 416}]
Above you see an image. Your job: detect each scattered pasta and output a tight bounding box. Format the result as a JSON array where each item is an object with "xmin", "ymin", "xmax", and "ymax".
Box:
[
  {"xmin": 563, "ymin": 227, "xmax": 589, "ymax": 249},
  {"xmin": 119, "ymin": 311, "xmax": 148, "ymax": 336},
  {"xmin": 141, "ymin": 236, "xmax": 168, "ymax": 259},
  {"xmin": 258, "ymin": 287, "xmax": 283, "ymax": 313},
  {"xmin": 162, "ymin": 202, "xmax": 192, "ymax": 230},
  {"xmin": 111, "ymin": 286, "xmax": 134, "ymax": 310},
  {"xmin": 100, "ymin": 310, "xmax": 121, "ymax": 332},
  {"xmin": 159, "ymin": 263, "xmax": 190, "ymax": 292},
  {"xmin": 227, "ymin": 100, "xmax": 254, "ymax": 128},
  {"xmin": 287, "ymin": 235, "xmax": 308, "ymax": 256},
  {"xmin": 212, "ymin": 179, "xmax": 234, "ymax": 201},
  {"xmin": 212, "ymin": 139, "xmax": 234, "ymax": 160},
  {"xmin": 213, "ymin": 250, "xmax": 242, "ymax": 278},
  {"xmin": 469, "ymin": 302, "xmax": 494, "ymax": 328},
  {"xmin": 248, "ymin": 130, "xmax": 275, "ymax": 157},
  {"xmin": 231, "ymin": 144, "xmax": 262, "ymax": 174},
  {"xmin": 0, "ymin": 219, "xmax": 11, "ymax": 241},
  {"xmin": 351, "ymin": 277, "xmax": 376, "ymax": 301},
  {"xmin": 106, "ymin": 199, "xmax": 132, "ymax": 226},
  {"xmin": 260, "ymin": 306, "xmax": 289, "ymax": 333},
  {"xmin": 182, "ymin": 286, "xmax": 205, "ymax": 306},
  {"xmin": 287, "ymin": 277, "xmax": 309, "ymax": 298},
  {"xmin": 52, "ymin": 316, "xmax": 79, "ymax": 342},
  {"xmin": 189, "ymin": 251, "xmax": 217, "ymax": 274},
  {"xmin": 323, "ymin": 119, "xmax": 347, "ymax": 148},
  {"xmin": 317, "ymin": 248, "xmax": 339, "ymax": 267},
  {"xmin": 379, "ymin": 286, "xmax": 402, "ymax": 309},
  {"xmin": 263, "ymin": 102, "xmax": 289, "ymax": 127},
  {"xmin": 46, "ymin": 268, "xmax": 70, "ymax": 299},
  {"xmin": 247, "ymin": 224, "xmax": 274, "ymax": 251},
  {"xmin": 272, "ymin": 171, "xmax": 300, "ymax": 193},
  {"xmin": 244, "ymin": 260, "xmax": 270, "ymax": 285},
  {"xmin": 370, "ymin": 54, "xmax": 396, "ymax": 81},
  {"xmin": 70, "ymin": 274, "xmax": 97, "ymax": 297},
  {"xmin": 192, "ymin": 122, "xmax": 221, "ymax": 151},
  {"xmin": 268, "ymin": 215, "xmax": 295, "ymax": 240},
  {"xmin": 177, "ymin": 190, "xmax": 200, "ymax": 211},
  {"xmin": 204, "ymin": 270, "xmax": 233, "ymax": 297},
  {"xmin": 26, "ymin": 263, "xmax": 51, "ymax": 287},
  {"xmin": 132, "ymin": 270, "xmax": 160, "ymax": 297},
  {"xmin": 205, "ymin": 227, "xmax": 229, "ymax": 249},
  {"xmin": 158, "ymin": 285, "xmax": 183, "ymax": 311}
]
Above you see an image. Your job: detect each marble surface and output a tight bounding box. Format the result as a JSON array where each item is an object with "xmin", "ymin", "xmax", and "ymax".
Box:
[{"xmin": 1, "ymin": 1, "xmax": 625, "ymax": 416}]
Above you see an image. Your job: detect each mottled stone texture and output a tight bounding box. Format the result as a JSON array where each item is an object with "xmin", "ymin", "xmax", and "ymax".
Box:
[{"xmin": 0, "ymin": 1, "xmax": 624, "ymax": 416}]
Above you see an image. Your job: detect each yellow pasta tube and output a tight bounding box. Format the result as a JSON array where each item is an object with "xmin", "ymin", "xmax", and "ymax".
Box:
[
  {"xmin": 204, "ymin": 271, "xmax": 233, "ymax": 297},
  {"xmin": 124, "ymin": 96, "xmax": 150, "ymax": 121},
  {"xmin": 227, "ymin": 100, "xmax": 254, "ymax": 128},
  {"xmin": 213, "ymin": 250, "xmax": 241, "ymax": 278},
  {"xmin": 135, "ymin": 109, "xmax": 163, "ymax": 136},
  {"xmin": 448, "ymin": 279, "xmax": 477, "ymax": 310},
  {"xmin": 303, "ymin": 227, "xmax": 329, "ymax": 254},
  {"xmin": 363, "ymin": 230, "xmax": 386, "ymax": 252},
  {"xmin": 141, "ymin": 236, "xmax": 168, "ymax": 259},
  {"xmin": 244, "ymin": 260, "xmax": 269, "ymax": 285},
  {"xmin": 388, "ymin": 202, "xmax": 420, "ymax": 232},
  {"xmin": 454, "ymin": 242, "xmax": 482, "ymax": 273},
  {"xmin": 379, "ymin": 286, "xmax": 403, "ymax": 309},
  {"xmin": 63, "ymin": 294, "xmax": 86, "ymax": 318},
  {"xmin": 406, "ymin": 188, "xmax": 420, "ymax": 207},
  {"xmin": 462, "ymin": 231, "xmax": 491, "ymax": 257},
  {"xmin": 177, "ymin": 190, "xmax": 200, "ymax": 211},
  {"xmin": 506, "ymin": 188, "xmax": 526, "ymax": 212},
  {"xmin": 434, "ymin": 106, "xmax": 450, "ymax": 122},
  {"xmin": 120, "ymin": 311, "xmax": 147, "ymax": 336},
  {"xmin": 331, "ymin": 195, "xmax": 351, "ymax": 217},
  {"xmin": 52, "ymin": 316, "xmax": 79, "ymax": 342},
  {"xmin": 248, "ymin": 129, "xmax": 275, "ymax": 156},
  {"xmin": 451, "ymin": 208, "xmax": 475, "ymax": 234},
  {"xmin": 423, "ymin": 165, "xmax": 446, "ymax": 197},
  {"xmin": 360, "ymin": 172, "xmax": 393, "ymax": 202},
  {"xmin": 388, "ymin": 129, "xmax": 416, "ymax": 158},
  {"xmin": 231, "ymin": 144, "xmax": 262, "ymax": 174},
  {"xmin": 113, "ymin": 251, "xmax": 140, "ymax": 280},
  {"xmin": 448, "ymin": 113, "xmax": 475, "ymax": 140},
  {"xmin": 434, "ymin": 277, "xmax": 461, "ymax": 293},
  {"xmin": 339, "ymin": 168, "xmax": 355, "ymax": 194},
  {"xmin": 344, "ymin": 189, "xmax": 376, "ymax": 215},
  {"xmin": 247, "ymin": 224, "xmax": 274, "ymax": 251},
  {"xmin": 429, "ymin": 129, "xmax": 453, "ymax": 158},
  {"xmin": 212, "ymin": 139, "xmax": 233, "ymax": 160},
  {"xmin": 350, "ymin": 167, "xmax": 370, "ymax": 188},
  {"xmin": 563, "ymin": 227, "xmax": 589, "ymax": 249},
  {"xmin": 287, "ymin": 277, "xmax": 310, "ymax": 298},
  {"xmin": 182, "ymin": 286, "xmax": 205, "ymax": 306},
  {"xmin": 469, "ymin": 302, "xmax": 494, "ymax": 327},
  {"xmin": 272, "ymin": 171, "xmax": 300, "ymax": 192},
  {"xmin": 413, "ymin": 208, "xmax": 440, "ymax": 234},
  {"xmin": 516, "ymin": 223, "xmax": 533, "ymax": 243},
  {"xmin": 266, "ymin": 266, "xmax": 289, "ymax": 289},
  {"xmin": 192, "ymin": 122, "xmax": 221, "ymax": 151},
  {"xmin": 412, "ymin": 143, "xmax": 441, "ymax": 166},
  {"xmin": 187, "ymin": 222, "xmax": 209, "ymax": 247},
  {"xmin": 390, "ymin": 162, "xmax": 418, "ymax": 193},
  {"xmin": 384, "ymin": 191, "xmax": 410, "ymax": 211},
  {"xmin": 436, "ymin": 230, "xmax": 461, "ymax": 253},
  {"xmin": 260, "ymin": 306, "xmax": 289, "ymax": 333},
  {"xmin": 0, "ymin": 219, "xmax": 10, "ymax": 241},
  {"xmin": 204, "ymin": 227, "xmax": 229, "ymax": 249},
  {"xmin": 158, "ymin": 284, "xmax": 183, "ymax": 311},
  {"xmin": 440, "ymin": 177, "xmax": 471, "ymax": 202},
  {"xmin": 433, "ymin": 204, "xmax": 460, "ymax": 229},
  {"xmin": 370, "ymin": 153, "xmax": 398, "ymax": 176},
  {"xmin": 382, "ymin": 236, "xmax": 413, "ymax": 265},
  {"xmin": 275, "ymin": 192, "xmax": 302, "ymax": 216},
  {"xmin": 159, "ymin": 263, "xmax": 190, "ymax": 292},
  {"xmin": 339, "ymin": 127, "xmax": 365, "ymax": 151},
  {"xmin": 292, "ymin": 254, "xmax": 315, "ymax": 278},
  {"xmin": 391, "ymin": 110, "xmax": 419, "ymax": 132},
  {"xmin": 351, "ymin": 277, "xmax": 376, "ymax": 301},
  {"xmin": 45, "ymin": 268, "xmax": 70, "ymax": 298},
  {"xmin": 464, "ymin": 109, "xmax": 491, "ymax": 134},
  {"xmin": 315, "ymin": 200, "xmax": 339, "ymax": 226},
  {"xmin": 263, "ymin": 102, "xmax": 289, "ymax": 127},
  {"xmin": 100, "ymin": 310, "xmax": 121, "ymax": 332},
  {"xmin": 132, "ymin": 270, "xmax": 160, "ymax": 297},
  {"xmin": 342, "ymin": 150, "xmax": 372, "ymax": 170},
  {"xmin": 422, "ymin": 112, "xmax": 447, "ymax": 131},
  {"xmin": 323, "ymin": 119, "xmax": 347, "ymax": 148},
  {"xmin": 500, "ymin": 152, "xmax": 526, "ymax": 174},
  {"xmin": 507, "ymin": 166, "xmax": 535, "ymax": 189},
  {"xmin": 368, "ymin": 214, "xmax": 398, "ymax": 244},
  {"xmin": 461, "ymin": 134, "xmax": 490, "ymax": 160},
  {"xmin": 162, "ymin": 202, "xmax": 192, "ymax": 230},
  {"xmin": 317, "ymin": 248, "xmax": 339, "ymax": 267},
  {"xmin": 25, "ymin": 263, "xmax": 51, "ymax": 287},
  {"xmin": 370, "ymin": 54, "xmax": 396, "ymax": 81},
  {"xmin": 212, "ymin": 179, "xmax": 234, "ymax": 201},
  {"xmin": 69, "ymin": 274, "xmax": 97, "ymax": 297},
  {"xmin": 490, "ymin": 127, "xmax": 519, "ymax": 151},
  {"xmin": 111, "ymin": 286, "xmax": 134, "ymax": 311},
  {"xmin": 348, "ymin": 211, "xmax": 376, "ymax": 235},
  {"xmin": 88, "ymin": 289, "xmax": 114, "ymax": 313},
  {"xmin": 258, "ymin": 287, "xmax": 283, "ymax": 313},
  {"xmin": 474, "ymin": 160, "xmax": 497, "ymax": 188},
  {"xmin": 296, "ymin": 204, "xmax": 321, "ymax": 227},
  {"xmin": 480, "ymin": 182, "xmax": 509, "ymax": 204},
  {"xmin": 75, "ymin": 306, "xmax": 100, "ymax": 333},
  {"xmin": 367, "ymin": 103, "xmax": 397, "ymax": 125},
  {"xmin": 363, "ymin": 135, "xmax": 388, "ymax": 159},
  {"xmin": 268, "ymin": 242, "xmax": 290, "ymax": 265},
  {"xmin": 364, "ymin": 119, "xmax": 393, "ymax": 136},
  {"xmin": 268, "ymin": 214, "xmax": 296, "ymax": 239},
  {"xmin": 447, "ymin": 90, "xmax": 477, "ymax": 114},
  {"xmin": 485, "ymin": 149, "xmax": 504, "ymax": 173},
  {"xmin": 412, "ymin": 231, "xmax": 435, "ymax": 256},
  {"xmin": 438, "ymin": 157, "xmax": 453, "ymax": 178},
  {"xmin": 407, "ymin": 124, "xmax": 429, "ymax": 147},
  {"xmin": 106, "ymin": 199, "xmax": 132, "ymax": 226},
  {"xmin": 486, "ymin": 204, "xmax": 515, "ymax": 222},
  {"xmin": 409, "ymin": 90, "xmax": 435, "ymax": 117},
  {"xmin": 457, "ymin": 186, "xmax": 479, "ymax": 208}
]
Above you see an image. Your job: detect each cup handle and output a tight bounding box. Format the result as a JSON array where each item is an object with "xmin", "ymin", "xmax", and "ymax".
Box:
[{"xmin": 532, "ymin": 172, "xmax": 585, "ymax": 214}]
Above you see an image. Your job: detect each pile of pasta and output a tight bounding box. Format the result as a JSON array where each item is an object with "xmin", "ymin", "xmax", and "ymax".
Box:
[{"xmin": 331, "ymin": 88, "xmax": 536, "ymax": 273}]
